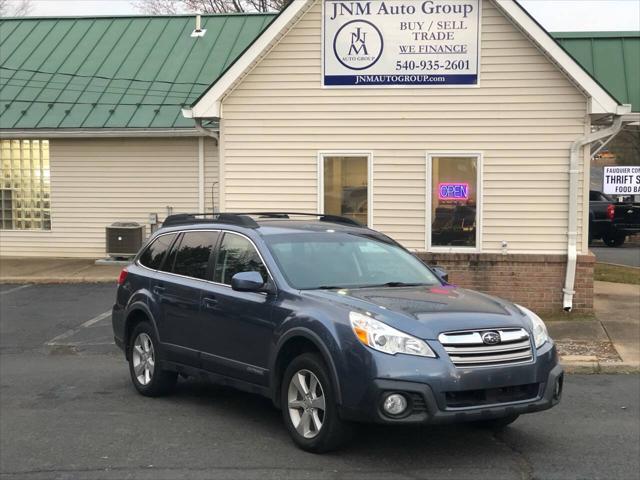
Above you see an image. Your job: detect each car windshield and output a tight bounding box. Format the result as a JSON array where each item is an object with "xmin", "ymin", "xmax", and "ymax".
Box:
[{"xmin": 264, "ymin": 232, "xmax": 441, "ymax": 290}]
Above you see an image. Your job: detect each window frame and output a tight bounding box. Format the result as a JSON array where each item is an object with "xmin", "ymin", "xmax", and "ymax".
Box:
[
  {"xmin": 425, "ymin": 151, "xmax": 483, "ymax": 253},
  {"xmin": 317, "ymin": 151, "xmax": 373, "ymax": 228}
]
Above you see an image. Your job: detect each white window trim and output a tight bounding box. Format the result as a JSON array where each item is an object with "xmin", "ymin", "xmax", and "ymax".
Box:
[
  {"xmin": 317, "ymin": 151, "xmax": 373, "ymax": 228},
  {"xmin": 426, "ymin": 151, "xmax": 483, "ymax": 253}
]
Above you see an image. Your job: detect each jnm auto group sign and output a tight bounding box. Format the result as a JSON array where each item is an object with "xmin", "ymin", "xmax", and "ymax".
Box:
[{"xmin": 323, "ymin": 0, "xmax": 481, "ymax": 87}]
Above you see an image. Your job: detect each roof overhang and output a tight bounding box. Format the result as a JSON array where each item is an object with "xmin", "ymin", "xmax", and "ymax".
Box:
[
  {"xmin": 494, "ymin": 0, "xmax": 624, "ymax": 115},
  {"xmin": 0, "ymin": 128, "xmax": 216, "ymax": 139},
  {"xmin": 187, "ymin": 0, "xmax": 627, "ymax": 120},
  {"xmin": 187, "ymin": 0, "xmax": 315, "ymax": 119}
]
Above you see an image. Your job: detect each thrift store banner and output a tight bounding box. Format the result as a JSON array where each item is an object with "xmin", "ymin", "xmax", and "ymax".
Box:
[{"xmin": 323, "ymin": 0, "xmax": 481, "ymax": 87}]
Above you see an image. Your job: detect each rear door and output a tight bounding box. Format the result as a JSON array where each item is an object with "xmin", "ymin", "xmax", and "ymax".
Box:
[
  {"xmin": 152, "ymin": 230, "xmax": 219, "ymax": 366},
  {"xmin": 199, "ymin": 232, "xmax": 275, "ymax": 385}
]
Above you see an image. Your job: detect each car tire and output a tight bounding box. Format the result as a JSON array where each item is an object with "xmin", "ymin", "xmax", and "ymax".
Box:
[
  {"xmin": 128, "ymin": 321, "xmax": 177, "ymax": 397},
  {"xmin": 281, "ymin": 353, "xmax": 351, "ymax": 453},
  {"xmin": 603, "ymin": 231, "xmax": 625, "ymax": 247},
  {"xmin": 471, "ymin": 413, "xmax": 520, "ymax": 430}
]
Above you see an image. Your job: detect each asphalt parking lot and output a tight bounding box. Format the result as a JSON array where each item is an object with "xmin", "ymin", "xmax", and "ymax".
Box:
[
  {"xmin": 591, "ymin": 240, "xmax": 640, "ymax": 267},
  {"xmin": 1, "ymin": 284, "xmax": 639, "ymax": 480}
]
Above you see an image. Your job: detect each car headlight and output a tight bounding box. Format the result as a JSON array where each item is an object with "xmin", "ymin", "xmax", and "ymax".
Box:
[
  {"xmin": 516, "ymin": 304, "xmax": 549, "ymax": 348},
  {"xmin": 349, "ymin": 311, "xmax": 435, "ymax": 357}
]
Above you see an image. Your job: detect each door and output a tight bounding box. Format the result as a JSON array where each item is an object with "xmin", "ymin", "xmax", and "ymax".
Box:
[
  {"xmin": 199, "ymin": 231, "xmax": 274, "ymax": 385},
  {"xmin": 152, "ymin": 230, "xmax": 219, "ymax": 366}
]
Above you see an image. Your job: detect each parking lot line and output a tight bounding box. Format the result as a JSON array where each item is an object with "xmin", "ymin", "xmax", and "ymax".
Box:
[
  {"xmin": 46, "ymin": 310, "xmax": 111, "ymax": 346},
  {"xmin": 0, "ymin": 284, "xmax": 32, "ymax": 295}
]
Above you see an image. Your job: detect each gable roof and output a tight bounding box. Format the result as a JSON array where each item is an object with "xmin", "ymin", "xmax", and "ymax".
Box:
[
  {"xmin": 0, "ymin": 13, "xmax": 276, "ymax": 130},
  {"xmin": 553, "ymin": 32, "xmax": 639, "ymax": 113},
  {"xmin": 189, "ymin": 0, "xmax": 628, "ymax": 119}
]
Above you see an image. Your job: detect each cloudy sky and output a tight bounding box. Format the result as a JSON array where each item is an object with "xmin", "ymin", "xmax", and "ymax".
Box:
[{"xmin": 18, "ymin": 0, "xmax": 640, "ymax": 32}]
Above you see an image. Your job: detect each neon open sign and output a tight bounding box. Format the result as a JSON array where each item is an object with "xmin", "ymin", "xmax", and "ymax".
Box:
[{"xmin": 439, "ymin": 183, "xmax": 469, "ymax": 200}]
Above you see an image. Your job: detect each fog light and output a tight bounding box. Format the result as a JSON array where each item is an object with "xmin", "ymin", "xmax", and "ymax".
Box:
[{"xmin": 383, "ymin": 393, "xmax": 408, "ymax": 416}]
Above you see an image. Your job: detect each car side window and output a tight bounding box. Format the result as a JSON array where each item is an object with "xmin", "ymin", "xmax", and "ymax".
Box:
[
  {"xmin": 171, "ymin": 231, "xmax": 219, "ymax": 280},
  {"xmin": 138, "ymin": 233, "xmax": 176, "ymax": 270},
  {"xmin": 213, "ymin": 233, "xmax": 268, "ymax": 285}
]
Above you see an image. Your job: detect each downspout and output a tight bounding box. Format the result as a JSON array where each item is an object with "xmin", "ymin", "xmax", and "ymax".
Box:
[
  {"xmin": 193, "ymin": 118, "xmax": 219, "ymax": 214},
  {"xmin": 563, "ymin": 115, "xmax": 623, "ymax": 311}
]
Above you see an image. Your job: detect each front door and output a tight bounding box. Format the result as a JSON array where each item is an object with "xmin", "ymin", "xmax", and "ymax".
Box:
[
  {"xmin": 199, "ymin": 232, "xmax": 275, "ymax": 385},
  {"xmin": 153, "ymin": 230, "xmax": 219, "ymax": 366}
]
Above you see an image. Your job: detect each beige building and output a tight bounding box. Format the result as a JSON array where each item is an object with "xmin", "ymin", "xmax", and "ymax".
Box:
[{"xmin": 1, "ymin": 1, "xmax": 636, "ymax": 312}]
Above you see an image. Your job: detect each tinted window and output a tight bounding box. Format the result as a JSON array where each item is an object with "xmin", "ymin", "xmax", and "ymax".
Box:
[
  {"xmin": 213, "ymin": 233, "xmax": 267, "ymax": 285},
  {"xmin": 138, "ymin": 234, "xmax": 176, "ymax": 270},
  {"xmin": 171, "ymin": 231, "xmax": 219, "ymax": 280}
]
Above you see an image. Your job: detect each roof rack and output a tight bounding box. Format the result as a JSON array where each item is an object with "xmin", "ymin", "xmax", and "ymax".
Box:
[
  {"xmin": 162, "ymin": 213, "xmax": 259, "ymax": 229},
  {"xmin": 162, "ymin": 212, "xmax": 365, "ymax": 229},
  {"xmin": 240, "ymin": 212, "xmax": 364, "ymax": 228}
]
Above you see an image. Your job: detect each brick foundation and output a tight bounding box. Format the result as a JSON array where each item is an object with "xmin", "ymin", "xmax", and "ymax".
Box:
[{"xmin": 417, "ymin": 252, "xmax": 595, "ymax": 314}]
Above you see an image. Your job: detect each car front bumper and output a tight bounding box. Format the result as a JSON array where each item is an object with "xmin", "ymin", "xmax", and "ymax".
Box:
[{"xmin": 339, "ymin": 342, "xmax": 563, "ymax": 424}]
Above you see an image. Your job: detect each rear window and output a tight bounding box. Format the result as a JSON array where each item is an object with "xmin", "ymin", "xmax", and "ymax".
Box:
[
  {"xmin": 138, "ymin": 234, "xmax": 176, "ymax": 270},
  {"xmin": 171, "ymin": 231, "xmax": 219, "ymax": 280}
]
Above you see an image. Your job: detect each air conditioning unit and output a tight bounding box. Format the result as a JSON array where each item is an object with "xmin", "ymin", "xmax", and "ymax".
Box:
[{"xmin": 106, "ymin": 222, "xmax": 144, "ymax": 258}]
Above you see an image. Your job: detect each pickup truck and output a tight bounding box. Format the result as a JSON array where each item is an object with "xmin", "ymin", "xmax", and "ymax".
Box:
[{"xmin": 589, "ymin": 190, "xmax": 640, "ymax": 247}]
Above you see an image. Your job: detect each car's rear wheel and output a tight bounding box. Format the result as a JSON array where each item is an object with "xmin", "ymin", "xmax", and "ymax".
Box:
[
  {"xmin": 128, "ymin": 322, "xmax": 177, "ymax": 397},
  {"xmin": 471, "ymin": 413, "xmax": 520, "ymax": 430},
  {"xmin": 603, "ymin": 231, "xmax": 626, "ymax": 247},
  {"xmin": 281, "ymin": 353, "xmax": 351, "ymax": 453}
]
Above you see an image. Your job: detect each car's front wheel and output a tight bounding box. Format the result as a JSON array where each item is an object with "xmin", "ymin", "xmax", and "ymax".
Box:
[
  {"xmin": 128, "ymin": 322, "xmax": 177, "ymax": 397},
  {"xmin": 281, "ymin": 353, "xmax": 351, "ymax": 453}
]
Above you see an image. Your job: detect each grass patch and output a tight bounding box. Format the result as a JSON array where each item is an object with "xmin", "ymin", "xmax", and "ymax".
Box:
[{"xmin": 595, "ymin": 263, "xmax": 640, "ymax": 285}]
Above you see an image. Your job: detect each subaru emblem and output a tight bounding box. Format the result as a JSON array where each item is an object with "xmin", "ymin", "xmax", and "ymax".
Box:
[{"xmin": 482, "ymin": 331, "xmax": 500, "ymax": 345}]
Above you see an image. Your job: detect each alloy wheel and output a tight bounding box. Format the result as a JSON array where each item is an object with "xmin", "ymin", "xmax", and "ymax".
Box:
[
  {"xmin": 287, "ymin": 369, "xmax": 326, "ymax": 439},
  {"xmin": 132, "ymin": 332, "xmax": 155, "ymax": 386}
]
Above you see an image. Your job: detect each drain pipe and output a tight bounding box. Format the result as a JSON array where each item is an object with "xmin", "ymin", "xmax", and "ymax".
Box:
[
  {"xmin": 192, "ymin": 119, "xmax": 219, "ymax": 213},
  {"xmin": 563, "ymin": 115, "xmax": 623, "ymax": 311}
]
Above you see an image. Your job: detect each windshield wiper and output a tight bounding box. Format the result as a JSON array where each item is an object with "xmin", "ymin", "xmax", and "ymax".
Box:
[{"xmin": 316, "ymin": 285, "xmax": 346, "ymax": 290}]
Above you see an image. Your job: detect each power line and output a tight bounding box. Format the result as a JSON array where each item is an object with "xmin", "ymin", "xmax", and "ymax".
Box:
[
  {"xmin": 0, "ymin": 65, "xmax": 212, "ymax": 87},
  {"xmin": 2, "ymin": 99, "xmax": 189, "ymax": 107},
  {"xmin": 0, "ymin": 78, "xmax": 197, "ymax": 101}
]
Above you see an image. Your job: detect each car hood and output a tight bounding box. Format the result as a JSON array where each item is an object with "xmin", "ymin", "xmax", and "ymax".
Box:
[{"xmin": 302, "ymin": 285, "xmax": 530, "ymax": 339}]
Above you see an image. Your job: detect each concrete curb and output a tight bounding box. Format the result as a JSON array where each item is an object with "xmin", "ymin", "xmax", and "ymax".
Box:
[{"xmin": 562, "ymin": 361, "xmax": 640, "ymax": 374}]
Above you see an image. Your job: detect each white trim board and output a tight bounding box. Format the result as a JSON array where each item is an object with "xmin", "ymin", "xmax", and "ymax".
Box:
[{"xmin": 188, "ymin": 0, "xmax": 316, "ymax": 119}]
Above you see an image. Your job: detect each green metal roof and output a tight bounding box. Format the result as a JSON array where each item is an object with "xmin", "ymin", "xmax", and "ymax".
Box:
[
  {"xmin": 0, "ymin": 14, "xmax": 275, "ymax": 129},
  {"xmin": 1, "ymin": 16, "xmax": 636, "ymax": 131},
  {"xmin": 553, "ymin": 31, "xmax": 640, "ymax": 112}
]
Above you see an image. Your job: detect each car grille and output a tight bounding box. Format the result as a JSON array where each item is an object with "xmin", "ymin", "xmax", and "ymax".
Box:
[{"xmin": 438, "ymin": 328, "xmax": 533, "ymax": 368}]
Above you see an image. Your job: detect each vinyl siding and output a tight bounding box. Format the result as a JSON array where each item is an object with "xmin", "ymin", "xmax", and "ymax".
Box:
[
  {"xmin": 221, "ymin": 0, "xmax": 589, "ymax": 254},
  {"xmin": 0, "ymin": 137, "xmax": 218, "ymax": 258}
]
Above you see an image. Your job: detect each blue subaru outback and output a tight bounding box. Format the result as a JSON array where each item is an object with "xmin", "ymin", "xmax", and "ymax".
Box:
[{"xmin": 112, "ymin": 212, "xmax": 563, "ymax": 452}]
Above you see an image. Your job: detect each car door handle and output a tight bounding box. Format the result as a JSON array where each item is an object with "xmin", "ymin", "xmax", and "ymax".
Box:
[
  {"xmin": 202, "ymin": 297, "xmax": 218, "ymax": 309},
  {"xmin": 153, "ymin": 286, "xmax": 166, "ymax": 295}
]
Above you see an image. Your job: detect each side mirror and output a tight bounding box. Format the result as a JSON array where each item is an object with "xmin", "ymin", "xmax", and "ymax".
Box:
[
  {"xmin": 432, "ymin": 266, "xmax": 449, "ymax": 283},
  {"xmin": 231, "ymin": 271, "xmax": 265, "ymax": 292}
]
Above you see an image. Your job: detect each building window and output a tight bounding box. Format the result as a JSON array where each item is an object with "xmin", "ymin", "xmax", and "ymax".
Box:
[
  {"xmin": 0, "ymin": 140, "xmax": 51, "ymax": 230},
  {"xmin": 320, "ymin": 153, "xmax": 371, "ymax": 226},
  {"xmin": 428, "ymin": 153, "xmax": 481, "ymax": 250}
]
